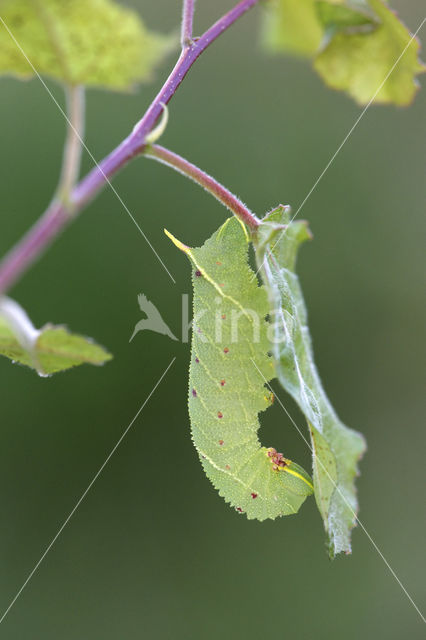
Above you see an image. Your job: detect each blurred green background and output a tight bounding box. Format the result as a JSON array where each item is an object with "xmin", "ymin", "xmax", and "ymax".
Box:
[{"xmin": 0, "ymin": 1, "xmax": 425, "ymax": 637}]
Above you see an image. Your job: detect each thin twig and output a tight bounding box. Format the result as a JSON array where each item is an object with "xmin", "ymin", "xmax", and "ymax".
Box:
[
  {"xmin": 181, "ymin": 0, "xmax": 196, "ymax": 48},
  {"xmin": 57, "ymin": 85, "xmax": 85, "ymax": 203},
  {"xmin": 145, "ymin": 144, "xmax": 260, "ymax": 229},
  {"xmin": 73, "ymin": 0, "xmax": 261, "ymax": 208},
  {"xmin": 0, "ymin": 0, "xmax": 261, "ymax": 295}
]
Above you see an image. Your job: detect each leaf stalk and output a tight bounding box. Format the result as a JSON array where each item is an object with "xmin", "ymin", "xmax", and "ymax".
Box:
[
  {"xmin": 145, "ymin": 144, "xmax": 260, "ymax": 229},
  {"xmin": 57, "ymin": 84, "xmax": 85, "ymax": 204}
]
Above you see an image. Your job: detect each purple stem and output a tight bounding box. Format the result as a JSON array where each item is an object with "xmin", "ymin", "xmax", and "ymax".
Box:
[
  {"xmin": 146, "ymin": 144, "xmax": 260, "ymax": 229},
  {"xmin": 72, "ymin": 0, "xmax": 260, "ymax": 209},
  {"xmin": 0, "ymin": 0, "xmax": 260, "ymax": 295},
  {"xmin": 181, "ymin": 0, "xmax": 196, "ymax": 47},
  {"xmin": 0, "ymin": 202, "xmax": 71, "ymax": 296}
]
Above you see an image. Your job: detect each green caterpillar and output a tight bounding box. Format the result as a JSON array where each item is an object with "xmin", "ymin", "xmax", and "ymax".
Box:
[{"xmin": 166, "ymin": 218, "xmax": 313, "ymax": 519}]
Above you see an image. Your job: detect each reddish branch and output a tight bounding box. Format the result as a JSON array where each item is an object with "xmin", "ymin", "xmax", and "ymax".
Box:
[{"xmin": 0, "ymin": 0, "xmax": 261, "ymax": 294}]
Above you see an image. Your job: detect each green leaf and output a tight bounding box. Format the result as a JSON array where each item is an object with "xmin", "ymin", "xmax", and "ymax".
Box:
[
  {"xmin": 0, "ymin": 317, "xmax": 112, "ymax": 375},
  {"xmin": 315, "ymin": 0, "xmax": 425, "ymax": 105},
  {"xmin": 254, "ymin": 206, "xmax": 366, "ymax": 556},
  {"xmin": 0, "ymin": 0, "xmax": 174, "ymax": 90},
  {"xmin": 261, "ymin": 0, "xmax": 424, "ymax": 105},
  {"xmin": 262, "ymin": 0, "xmax": 376, "ymax": 57},
  {"xmin": 262, "ymin": 0, "xmax": 323, "ymax": 57},
  {"xmin": 166, "ymin": 218, "xmax": 313, "ymax": 520}
]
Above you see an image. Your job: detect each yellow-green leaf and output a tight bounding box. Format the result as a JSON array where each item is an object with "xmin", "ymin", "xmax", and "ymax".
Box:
[
  {"xmin": 0, "ymin": 316, "xmax": 112, "ymax": 375},
  {"xmin": 261, "ymin": 0, "xmax": 425, "ymax": 105},
  {"xmin": 0, "ymin": 0, "xmax": 174, "ymax": 90},
  {"xmin": 262, "ymin": 0, "xmax": 323, "ymax": 57},
  {"xmin": 315, "ymin": 0, "xmax": 425, "ymax": 105}
]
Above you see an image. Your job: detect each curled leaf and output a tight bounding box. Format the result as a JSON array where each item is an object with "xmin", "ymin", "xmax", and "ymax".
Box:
[
  {"xmin": 254, "ymin": 206, "xmax": 366, "ymax": 556},
  {"xmin": 0, "ymin": 0, "xmax": 175, "ymax": 90},
  {"xmin": 166, "ymin": 218, "xmax": 313, "ymax": 520}
]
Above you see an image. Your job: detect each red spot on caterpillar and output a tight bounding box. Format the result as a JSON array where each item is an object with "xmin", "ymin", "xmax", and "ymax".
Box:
[
  {"xmin": 195, "ymin": 357, "xmax": 200, "ymax": 363},
  {"xmin": 216, "ymin": 261, "xmax": 222, "ymax": 265},
  {"xmin": 251, "ymin": 493, "xmax": 258, "ymax": 499},
  {"xmin": 219, "ymin": 283, "xmax": 225, "ymax": 287},
  {"xmin": 236, "ymin": 507, "xmax": 243, "ymax": 513},
  {"xmin": 225, "ymin": 464, "xmax": 231, "ymax": 470},
  {"xmin": 219, "ymin": 439, "xmax": 224, "ymax": 446},
  {"xmin": 220, "ymin": 380, "xmax": 226, "ymax": 386},
  {"xmin": 195, "ymin": 270, "xmax": 202, "ymax": 277},
  {"xmin": 221, "ymin": 314, "xmax": 226, "ymax": 320},
  {"xmin": 192, "ymin": 389, "xmax": 197, "ymax": 397},
  {"xmin": 217, "ymin": 412, "xmax": 223, "ymax": 419},
  {"xmin": 223, "ymin": 347, "xmax": 229, "ymax": 354}
]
